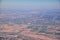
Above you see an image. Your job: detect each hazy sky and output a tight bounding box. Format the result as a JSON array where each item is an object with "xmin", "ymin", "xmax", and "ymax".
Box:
[{"xmin": 1, "ymin": 0, "xmax": 60, "ymax": 9}]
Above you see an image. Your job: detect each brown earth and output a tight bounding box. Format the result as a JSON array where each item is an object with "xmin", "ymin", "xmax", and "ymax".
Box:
[{"xmin": 0, "ymin": 23, "xmax": 58, "ymax": 40}]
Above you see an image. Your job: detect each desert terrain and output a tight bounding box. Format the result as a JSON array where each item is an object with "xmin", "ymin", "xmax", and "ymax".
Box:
[{"xmin": 0, "ymin": 9, "xmax": 60, "ymax": 40}]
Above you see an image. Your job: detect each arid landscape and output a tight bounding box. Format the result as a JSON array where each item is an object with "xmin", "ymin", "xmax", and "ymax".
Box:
[
  {"xmin": 0, "ymin": 23, "xmax": 59, "ymax": 40},
  {"xmin": 0, "ymin": 9, "xmax": 60, "ymax": 40}
]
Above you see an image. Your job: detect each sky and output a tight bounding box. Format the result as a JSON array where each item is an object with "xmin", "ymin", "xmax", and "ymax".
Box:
[{"xmin": 1, "ymin": 0, "xmax": 60, "ymax": 9}]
